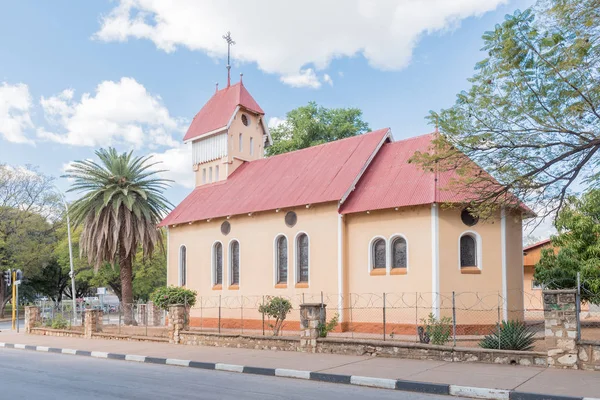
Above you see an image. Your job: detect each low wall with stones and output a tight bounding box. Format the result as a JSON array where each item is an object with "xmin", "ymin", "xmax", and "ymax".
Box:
[
  {"xmin": 578, "ymin": 341, "xmax": 600, "ymax": 371},
  {"xmin": 30, "ymin": 327, "xmax": 84, "ymax": 338},
  {"xmin": 316, "ymin": 338, "xmax": 547, "ymax": 366},
  {"xmin": 179, "ymin": 331, "xmax": 300, "ymax": 351}
]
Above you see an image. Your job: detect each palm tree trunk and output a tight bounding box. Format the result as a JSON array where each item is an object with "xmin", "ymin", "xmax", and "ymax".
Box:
[{"xmin": 119, "ymin": 246, "xmax": 135, "ymax": 326}]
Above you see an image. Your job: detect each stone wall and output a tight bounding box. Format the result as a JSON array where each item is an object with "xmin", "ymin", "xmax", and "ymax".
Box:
[
  {"xmin": 316, "ymin": 338, "xmax": 547, "ymax": 366},
  {"xmin": 578, "ymin": 341, "xmax": 600, "ymax": 371},
  {"xmin": 30, "ymin": 327, "xmax": 84, "ymax": 338},
  {"xmin": 24, "ymin": 306, "xmax": 40, "ymax": 333},
  {"xmin": 543, "ymin": 290, "xmax": 579, "ymax": 369},
  {"xmin": 179, "ymin": 331, "xmax": 299, "ymax": 351}
]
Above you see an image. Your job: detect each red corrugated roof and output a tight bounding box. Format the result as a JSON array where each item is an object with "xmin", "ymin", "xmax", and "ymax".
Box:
[
  {"xmin": 340, "ymin": 133, "xmax": 531, "ymax": 215},
  {"xmin": 523, "ymin": 238, "xmax": 551, "ymax": 251},
  {"xmin": 183, "ymin": 82, "xmax": 264, "ymax": 142},
  {"xmin": 160, "ymin": 128, "xmax": 390, "ymax": 226}
]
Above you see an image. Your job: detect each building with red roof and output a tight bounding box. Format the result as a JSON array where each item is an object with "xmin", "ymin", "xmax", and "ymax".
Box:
[{"xmin": 163, "ymin": 78, "xmax": 527, "ymax": 330}]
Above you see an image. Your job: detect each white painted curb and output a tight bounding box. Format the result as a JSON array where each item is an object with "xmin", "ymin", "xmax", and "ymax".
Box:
[
  {"xmin": 125, "ymin": 354, "xmax": 146, "ymax": 362},
  {"xmin": 275, "ymin": 369, "xmax": 311, "ymax": 380},
  {"xmin": 166, "ymin": 358, "xmax": 191, "ymax": 367},
  {"xmin": 450, "ymin": 385, "xmax": 510, "ymax": 400},
  {"xmin": 14, "ymin": 344, "xmax": 26, "ymax": 349},
  {"xmin": 351, "ymin": 376, "xmax": 397, "ymax": 390},
  {"xmin": 62, "ymin": 348, "xmax": 77, "ymax": 355},
  {"xmin": 36, "ymin": 346, "xmax": 50, "ymax": 352},
  {"xmin": 91, "ymin": 351, "xmax": 109, "ymax": 359},
  {"xmin": 215, "ymin": 363, "xmax": 244, "ymax": 373}
]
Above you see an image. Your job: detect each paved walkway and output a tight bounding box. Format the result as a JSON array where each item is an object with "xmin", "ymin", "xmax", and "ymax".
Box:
[{"xmin": 1, "ymin": 330, "xmax": 599, "ymax": 399}]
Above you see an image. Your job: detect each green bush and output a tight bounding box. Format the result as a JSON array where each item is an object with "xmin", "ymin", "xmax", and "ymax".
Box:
[
  {"xmin": 50, "ymin": 314, "xmax": 69, "ymax": 330},
  {"xmin": 479, "ymin": 320, "xmax": 536, "ymax": 351},
  {"xmin": 259, "ymin": 296, "xmax": 292, "ymax": 336},
  {"xmin": 421, "ymin": 313, "xmax": 452, "ymax": 345},
  {"xmin": 151, "ymin": 286, "xmax": 197, "ymax": 310},
  {"xmin": 318, "ymin": 313, "xmax": 339, "ymax": 338}
]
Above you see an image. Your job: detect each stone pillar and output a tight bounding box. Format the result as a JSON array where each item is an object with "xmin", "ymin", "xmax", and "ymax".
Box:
[
  {"xmin": 168, "ymin": 304, "xmax": 189, "ymax": 344},
  {"xmin": 137, "ymin": 304, "xmax": 147, "ymax": 326},
  {"xmin": 84, "ymin": 309, "xmax": 102, "ymax": 338},
  {"xmin": 147, "ymin": 301, "xmax": 162, "ymax": 326},
  {"xmin": 543, "ymin": 289, "xmax": 578, "ymax": 369},
  {"xmin": 299, "ymin": 303, "xmax": 326, "ymax": 353},
  {"xmin": 24, "ymin": 306, "xmax": 40, "ymax": 333}
]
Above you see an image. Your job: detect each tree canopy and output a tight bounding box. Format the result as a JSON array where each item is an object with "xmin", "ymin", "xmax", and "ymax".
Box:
[
  {"xmin": 414, "ymin": 0, "xmax": 600, "ymax": 218},
  {"xmin": 266, "ymin": 102, "xmax": 370, "ymax": 156},
  {"xmin": 533, "ymin": 189, "xmax": 600, "ymax": 303}
]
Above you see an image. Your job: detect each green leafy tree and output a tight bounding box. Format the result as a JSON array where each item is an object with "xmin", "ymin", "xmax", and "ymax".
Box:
[
  {"xmin": 266, "ymin": 102, "xmax": 370, "ymax": 156},
  {"xmin": 534, "ymin": 189, "xmax": 600, "ymax": 303},
  {"xmin": 413, "ymin": 0, "xmax": 600, "ymax": 218},
  {"xmin": 258, "ymin": 296, "xmax": 292, "ymax": 336},
  {"xmin": 64, "ymin": 148, "xmax": 172, "ymax": 324}
]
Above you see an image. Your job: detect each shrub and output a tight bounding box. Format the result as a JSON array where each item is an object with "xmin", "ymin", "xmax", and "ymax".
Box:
[
  {"xmin": 50, "ymin": 314, "xmax": 69, "ymax": 330},
  {"xmin": 479, "ymin": 320, "xmax": 536, "ymax": 351},
  {"xmin": 421, "ymin": 313, "xmax": 452, "ymax": 345},
  {"xmin": 259, "ymin": 296, "xmax": 292, "ymax": 336},
  {"xmin": 151, "ymin": 286, "xmax": 197, "ymax": 310},
  {"xmin": 318, "ymin": 313, "xmax": 339, "ymax": 338}
]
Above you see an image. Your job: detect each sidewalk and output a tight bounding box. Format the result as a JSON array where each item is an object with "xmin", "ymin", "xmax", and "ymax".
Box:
[{"xmin": 1, "ymin": 330, "xmax": 599, "ymax": 400}]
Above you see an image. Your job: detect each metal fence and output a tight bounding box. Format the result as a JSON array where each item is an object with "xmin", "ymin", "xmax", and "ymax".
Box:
[
  {"xmin": 182, "ymin": 290, "xmax": 547, "ymax": 351},
  {"xmin": 577, "ymin": 277, "xmax": 600, "ymax": 344}
]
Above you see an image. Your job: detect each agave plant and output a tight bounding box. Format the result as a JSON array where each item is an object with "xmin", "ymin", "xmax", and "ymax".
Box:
[
  {"xmin": 64, "ymin": 148, "xmax": 172, "ymax": 325},
  {"xmin": 479, "ymin": 320, "xmax": 536, "ymax": 351}
]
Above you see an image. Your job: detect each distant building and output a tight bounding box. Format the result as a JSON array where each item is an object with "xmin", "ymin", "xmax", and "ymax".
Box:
[
  {"xmin": 522, "ymin": 239, "xmax": 552, "ymax": 314},
  {"xmin": 160, "ymin": 78, "xmax": 529, "ymax": 328}
]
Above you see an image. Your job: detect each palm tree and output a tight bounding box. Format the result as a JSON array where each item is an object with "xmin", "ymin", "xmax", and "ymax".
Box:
[{"xmin": 64, "ymin": 148, "xmax": 172, "ymax": 324}]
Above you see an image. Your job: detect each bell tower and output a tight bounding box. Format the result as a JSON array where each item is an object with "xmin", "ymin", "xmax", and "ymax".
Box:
[{"xmin": 182, "ymin": 32, "xmax": 272, "ymax": 187}]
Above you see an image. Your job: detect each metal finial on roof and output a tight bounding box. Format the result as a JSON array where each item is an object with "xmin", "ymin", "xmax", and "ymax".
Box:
[
  {"xmin": 240, "ymin": 73, "xmax": 243, "ymax": 84},
  {"xmin": 215, "ymin": 82, "xmax": 219, "ymax": 93},
  {"xmin": 222, "ymin": 31, "xmax": 236, "ymax": 88}
]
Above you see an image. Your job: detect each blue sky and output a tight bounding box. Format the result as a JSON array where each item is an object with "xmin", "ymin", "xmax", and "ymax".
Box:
[{"xmin": 1, "ymin": 0, "xmax": 547, "ymax": 238}]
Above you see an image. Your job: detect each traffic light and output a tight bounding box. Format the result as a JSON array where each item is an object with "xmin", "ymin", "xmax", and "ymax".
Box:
[
  {"xmin": 3, "ymin": 269, "xmax": 11, "ymax": 287},
  {"xmin": 15, "ymin": 269, "xmax": 23, "ymax": 282}
]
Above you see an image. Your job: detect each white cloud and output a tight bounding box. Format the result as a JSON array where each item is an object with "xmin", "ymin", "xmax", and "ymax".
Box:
[
  {"xmin": 149, "ymin": 143, "xmax": 194, "ymax": 189},
  {"xmin": 280, "ymin": 69, "xmax": 322, "ymax": 89},
  {"xmin": 268, "ymin": 117, "xmax": 287, "ymax": 129},
  {"xmin": 0, "ymin": 82, "xmax": 34, "ymax": 144},
  {"xmin": 323, "ymin": 74, "xmax": 333, "ymax": 87},
  {"xmin": 38, "ymin": 77, "xmax": 184, "ymax": 148},
  {"xmin": 95, "ymin": 0, "xmax": 507, "ymax": 88}
]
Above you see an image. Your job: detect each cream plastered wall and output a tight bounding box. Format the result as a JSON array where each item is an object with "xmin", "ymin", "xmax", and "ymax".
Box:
[
  {"xmin": 227, "ymin": 109, "xmax": 266, "ymax": 176},
  {"xmin": 344, "ymin": 205, "xmax": 434, "ymax": 321},
  {"xmin": 437, "ymin": 208, "xmax": 523, "ymax": 323},
  {"xmin": 167, "ymin": 202, "xmax": 340, "ymax": 320},
  {"xmin": 194, "ymin": 157, "xmax": 227, "ymax": 187}
]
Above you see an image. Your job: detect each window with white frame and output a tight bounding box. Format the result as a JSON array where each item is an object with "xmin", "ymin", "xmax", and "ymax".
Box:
[
  {"xmin": 230, "ymin": 240, "xmax": 240, "ymax": 286},
  {"xmin": 276, "ymin": 235, "xmax": 288, "ymax": 284},
  {"xmin": 460, "ymin": 234, "xmax": 477, "ymax": 268},
  {"xmin": 209, "ymin": 167, "xmax": 213, "ymax": 183},
  {"xmin": 239, "ymin": 133, "xmax": 243, "ymax": 152},
  {"xmin": 202, "ymin": 168, "xmax": 206, "ymax": 184},
  {"xmin": 250, "ymin": 137, "xmax": 254, "ymax": 156},
  {"xmin": 296, "ymin": 233, "xmax": 309, "ymax": 283},
  {"xmin": 391, "ymin": 236, "xmax": 407, "ymax": 269},
  {"xmin": 179, "ymin": 245, "xmax": 187, "ymax": 286},
  {"xmin": 371, "ymin": 238, "xmax": 386, "ymax": 269},
  {"xmin": 213, "ymin": 242, "xmax": 223, "ymax": 285},
  {"xmin": 215, "ymin": 165, "xmax": 219, "ymax": 181}
]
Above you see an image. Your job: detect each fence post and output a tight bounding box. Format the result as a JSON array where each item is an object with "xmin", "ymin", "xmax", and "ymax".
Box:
[
  {"xmin": 241, "ymin": 296, "xmax": 244, "ymax": 335},
  {"xmin": 576, "ymin": 272, "xmax": 581, "ymax": 342},
  {"xmin": 415, "ymin": 292, "xmax": 419, "ymax": 343},
  {"xmin": 497, "ymin": 292, "xmax": 501, "ymax": 350},
  {"xmin": 452, "ymin": 291, "xmax": 456, "ymax": 347},
  {"xmin": 383, "ymin": 292, "xmax": 386, "ymax": 341},
  {"xmin": 262, "ymin": 295, "xmax": 265, "ymax": 336},
  {"xmin": 218, "ymin": 295, "xmax": 221, "ymax": 334},
  {"xmin": 200, "ymin": 296, "xmax": 203, "ymax": 331},
  {"xmin": 349, "ymin": 293, "xmax": 353, "ymax": 338}
]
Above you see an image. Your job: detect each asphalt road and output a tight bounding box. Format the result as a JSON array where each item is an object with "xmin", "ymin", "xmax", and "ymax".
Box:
[
  {"xmin": 0, "ymin": 348, "xmax": 467, "ymax": 400},
  {"xmin": 0, "ymin": 320, "xmax": 19, "ymax": 331}
]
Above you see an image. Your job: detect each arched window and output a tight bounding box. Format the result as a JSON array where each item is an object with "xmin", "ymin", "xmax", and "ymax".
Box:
[
  {"xmin": 230, "ymin": 240, "xmax": 240, "ymax": 286},
  {"xmin": 213, "ymin": 242, "xmax": 223, "ymax": 286},
  {"xmin": 239, "ymin": 133, "xmax": 243, "ymax": 152},
  {"xmin": 460, "ymin": 234, "xmax": 477, "ymax": 268},
  {"xmin": 296, "ymin": 233, "xmax": 309, "ymax": 283},
  {"xmin": 276, "ymin": 236, "xmax": 288, "ymax": 284},
  {"xmin": 250, "ymin": 137, "xmax": 254, "ymax": 156},
  {"xmin": 391, "ymin": 236, "xmax": 407, "ymax": 269},
  {"xmin": 179, "ymin": 245, "xmax": 187, "ymax": 286},
  {"xmin": 371, "ymin": 238, "xmax": 386, "ymax": 269}
]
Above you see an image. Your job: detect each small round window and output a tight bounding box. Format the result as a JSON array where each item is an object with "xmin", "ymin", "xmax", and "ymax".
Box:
[
  {"xmin": 241, "ymin": 114, "xmax": 250, "ymax": 126},
  {"xmin": 461, "ymin": 209, "xmax": 479, "ymax": 227},
  {"xmin": 221, "ymin": 221, "xmax": 231, "ymax": 235},
  {"xmin": 285, "ymin": 211, "xmax": 297, "ymax": 227}
]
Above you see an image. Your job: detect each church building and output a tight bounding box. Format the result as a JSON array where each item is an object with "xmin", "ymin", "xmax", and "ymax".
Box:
[{"xmin": 160, "ymin": 77, "xmax": 526, "ymax": 328}]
